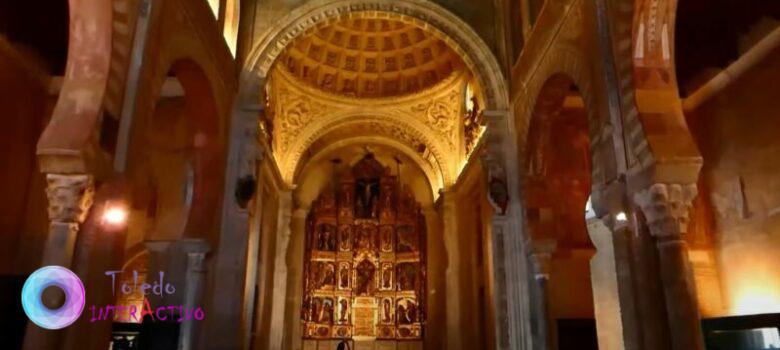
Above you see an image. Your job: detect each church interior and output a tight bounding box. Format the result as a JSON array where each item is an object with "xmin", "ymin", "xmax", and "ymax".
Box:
[{"xmin": 0, "ymin": 0, "xmax": 779, "ymax": 349}]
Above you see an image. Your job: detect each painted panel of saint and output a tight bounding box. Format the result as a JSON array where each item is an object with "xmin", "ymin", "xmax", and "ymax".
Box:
[
  {"xmin": 321, "ymin": 298, "xmax": 335, "ymax": 324},
  {"xmin": 396, "ymin": 225, "xmax": 418, "ymax": 253},
  {"xmin": 337, "ymin": 297, "xmax": 350, "ymax": 324},
  {"xmin": 338, "ymin": 224, "xmax": 352, "ymax": 251},
  {"xmin": 396, "ymin": 298, "xmax": 418, "ymax": 325},
  {"xmin": 379, "ymin": 225, "xmax": 394, "ymax": 252},
  {"xmin": 316, "ymin": 224, "xmax": 337, "ymax": 251},
  {"xmin": 338, "ymin": 262, "xmax": 351, "ymax": 290},
  {"xmin": 354, "ymin": 259, "xmax": 376, "ymax": 295},
  {"xmin": 381, "ymin": 297, "xmax": 394, "ymax": 324},
  {"xmin": 396, "ymin": 263, "xmax": 418, "ymax": 291},
  {"xmin": 311, "ymin": 262, "xmax": 336, "ymax": 290}
]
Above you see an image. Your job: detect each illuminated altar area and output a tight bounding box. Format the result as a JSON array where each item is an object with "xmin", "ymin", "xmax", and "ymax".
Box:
[{"xmin": 302, "ymin": 154, "xmax": 426, "ymax": 349}]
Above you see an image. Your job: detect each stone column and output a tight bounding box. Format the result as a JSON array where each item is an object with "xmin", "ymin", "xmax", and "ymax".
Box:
[
  {"xmin": 586, "ymin": 216, "xmax": 641, "ymax": 350},
  {"xmin": 266, "ymin": 191, "xmax": 293, "ymax": 350},
  {"xmin": 23, "ymin": 174, "xmax": 94, "ymax": 350},
  {"xmin": 528, "ymin": 240, "xmax": 555, "ymax": 350},
  {"xmin": 41, "ymin": 174, "xmax": 95, "ymax": 266},
  {"xmin": 144, "ymin": 240, "xmax": 174, "ymax": 308},
  {"xmin": 178, "ymin": 239, "xmax": 210, "ymax": 350},
  {"xmin": 285, "ymin": 206, "xmax": 309, "ymax": 349},
  {"xmin": 634, "ymin": 183, "xmax": 705, "ymax": 350},
  {"xmin": 441, "ymin": 189, "xmax": 463, "ymax": 350}
]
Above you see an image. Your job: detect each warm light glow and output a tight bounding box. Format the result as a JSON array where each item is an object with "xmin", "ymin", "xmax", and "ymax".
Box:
[
  {"xmin": 733, "ymin": 287, "xmax": 780, "ymax": 315},
  {"xmin": 615, "ymin": 212, "xmax": 628, "ymax": 222},
  {"xmin": 102, "ymin": 204, "xmax": 129, "ymax": 228}
]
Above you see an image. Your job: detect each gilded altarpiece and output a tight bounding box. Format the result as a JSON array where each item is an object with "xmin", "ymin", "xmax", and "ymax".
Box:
[{"xmin": 302, "ymin": 155, "xmax": 426, "ymax": 342}]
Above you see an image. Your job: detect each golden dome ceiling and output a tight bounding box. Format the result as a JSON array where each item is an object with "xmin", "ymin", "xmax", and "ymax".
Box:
[{"xmin": 275, "ymin": 15, "xmax": 465, "ymax": 98}]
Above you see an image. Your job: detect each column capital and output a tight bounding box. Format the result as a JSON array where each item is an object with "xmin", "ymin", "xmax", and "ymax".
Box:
[
  {"xmin": 45, "ymin": 173, "xmax": 94, "ymax": 224},
  {"xmin": 633, "ymin": 183, "xmax": 698, "ymax": 238}
]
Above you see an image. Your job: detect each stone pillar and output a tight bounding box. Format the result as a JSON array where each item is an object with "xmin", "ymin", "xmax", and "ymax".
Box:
[
  {"xmin": 586, "ymin": 216, "xmax": 641, "ymax": 350},
  {"xmin": 285, "ymin": 206, "xmax": 309, "ymax": 349},
  {"xmin": 144, "ymin": 240, "xmax": 174, "ymax": 308},
  {"xmin": 528, "ymin": 240, "xmax": 555, "ymax": 350},
  {"xmin": 202, "ymin": 104, "xmax": 263, "ymax": 348},
  {"xmin": 178, "ymin": 239, "xmax": 210, "ymax": 350},
  {"xmin": 23, "ymin": 174, "xmax": 94, "ymax": 350},
  {"xmin": 441, "ymin": 189, "xmax": 463, "ymax": 350},
  {"xmin": 634, "ymin": 183, "xmax": 704, "ymax": 350},
  {"xmin": 266, "ymin": 191, "xmax": 293, "ymax": 350},
  {"xmin": 482, "ymin": 109, "xmax": 532, "ymax": 350}
]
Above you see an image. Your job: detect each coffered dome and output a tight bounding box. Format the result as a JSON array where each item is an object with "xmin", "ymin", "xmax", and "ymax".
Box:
[{"xmin": 275, "ymin": 14, "xmax": 465, "ymax": 98}]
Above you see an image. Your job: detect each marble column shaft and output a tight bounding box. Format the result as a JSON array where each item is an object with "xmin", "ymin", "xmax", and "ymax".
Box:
[{"xmin": 634, "ymin": 183, "xmax": 704, "ymax": 350}]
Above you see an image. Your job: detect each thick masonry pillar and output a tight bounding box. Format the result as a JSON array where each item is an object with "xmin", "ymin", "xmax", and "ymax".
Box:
[
  {"xmin": 202, "ymin": 100, "xmax": 263, "ymax": 348},
  {"xmin": 23, "ymin": 174, "xmax": 94, "ymax": 350},
  {"xmin": 634, "ymin": 183, "xmax": 705, "ymax": 350},
  {"xmin": 482, "ymin": 108, "xmax": 532, "ymax": 350},
  {"xmin": 441, "ymin": 189, "xmax": 463, "ymax": 350},
  {"xmin": 266, "ymin": 190, "xmax": 293, "ymax": 350}
]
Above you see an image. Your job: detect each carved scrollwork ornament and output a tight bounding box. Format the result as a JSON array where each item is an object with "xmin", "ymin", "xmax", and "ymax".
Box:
[
  {"xmin": 45, "ymin": 174, "xmax": 95, "ymax": 224},
  {"xmin": 633, "ymin": 183, "xmax": 698, "ymax": 238}
]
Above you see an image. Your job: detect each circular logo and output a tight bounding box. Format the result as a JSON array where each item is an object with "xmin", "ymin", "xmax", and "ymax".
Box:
[{"xmin": 21, "ymin": 266, "xmax": 85, "ymax": 330}]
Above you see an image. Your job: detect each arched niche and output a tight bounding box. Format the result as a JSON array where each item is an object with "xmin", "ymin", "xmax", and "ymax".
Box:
[
  {"xmin": 523, "ymin": 72, "xmax": 599, "ymax": 349},
  {"xmin": 124, "ymin": 59, "xmax": 222, "ymax": 247}
]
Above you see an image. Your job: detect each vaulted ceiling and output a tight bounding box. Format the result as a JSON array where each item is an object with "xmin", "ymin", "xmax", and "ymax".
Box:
[{"xmin": 276, "ymin": 15, "xmax": 465, "ymax": 98}]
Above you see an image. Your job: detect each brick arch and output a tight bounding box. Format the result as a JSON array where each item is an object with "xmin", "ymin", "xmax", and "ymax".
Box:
[
  {"xmin": 515, "ymin": 44, "xmax": 619, "ymax": 199},
  {"xmin": 240, "ymin": 0, "xmax": 508, "ymax": 111},
  {"xmin": 607, "ymin": 0, "xmax": 701, "ymax": 185},
  {"xmin": 36, "ymin": 0, "xmax": 113, "ymax": 173}
]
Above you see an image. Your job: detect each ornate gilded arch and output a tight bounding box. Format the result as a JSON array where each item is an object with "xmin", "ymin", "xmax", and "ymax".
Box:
[{"xmin": 242, "ymin": 0, "xmax": 508, "ymax": 111}]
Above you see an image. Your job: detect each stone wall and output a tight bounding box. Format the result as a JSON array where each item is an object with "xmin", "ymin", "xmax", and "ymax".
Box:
[{"xmin": 686, "ymin": 47, "xmax": 780, "ymax": 316}]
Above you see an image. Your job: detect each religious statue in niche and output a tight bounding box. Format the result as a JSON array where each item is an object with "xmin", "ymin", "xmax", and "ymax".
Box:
[
  {"xmin": 317, "ymin": 224, "xmax": 337, "ymax": 251},
  {"xmin": 339, "ymin": 298, "xmax": 350, "ymax": 323},
  {"xmin": 355, "ymin": 260, "xmax": 376, "ymax": 295},
  {"xmin": 382, "ymin": 298, "xmax": 393, "ymax": 323},
  {"xmin": 381, "ymin": 263, "xmax": 393, "ymax": 290},
  {"xmin": 339, "ymin": 263, "xmax": 350, "ymax": 289},
  {"xmin": 338, "ymin": 225, "xmax": 352, "ymax": 251},
  {"xmin": 355, "ymin": 178, "xmax": 379, "ymax": 218},
  {"xmin": 321, "ymin": 298, "xmax": 334, "ymax": 323}
]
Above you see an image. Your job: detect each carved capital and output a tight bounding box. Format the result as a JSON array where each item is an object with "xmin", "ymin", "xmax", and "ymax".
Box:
[
  {"xmin": 45, "ymin": 174, "xmax": 94, "ymax": 224},
  {"xmin": 633, "ymin": 183, "xmax": 697, "ymax": 238}
]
